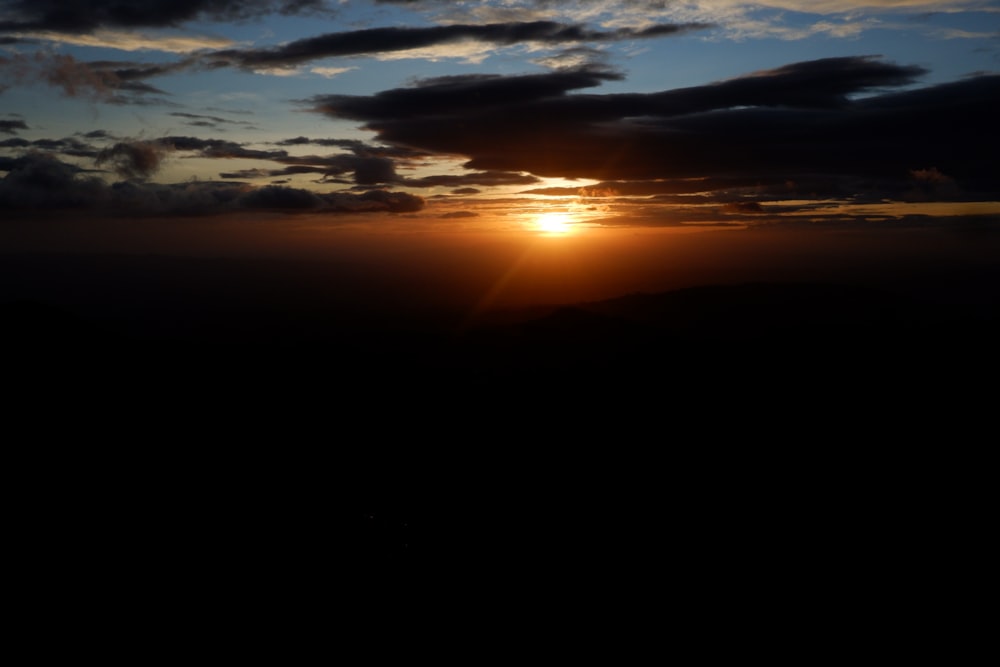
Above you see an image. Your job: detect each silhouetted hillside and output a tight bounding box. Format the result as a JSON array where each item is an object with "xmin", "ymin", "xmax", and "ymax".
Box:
[
  {"xmin": 454, "ymin": 280, "xmax": 999, "ymax": 390},
  {"xmin": 4, "ymin": 262, "xmax": 994, "ymax": 577},
  {"xmin": 4, "ymin": 253, "xmax": 997, "ymax": 393}
]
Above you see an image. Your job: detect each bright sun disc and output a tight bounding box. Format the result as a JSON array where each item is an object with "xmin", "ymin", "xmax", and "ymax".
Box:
[{"xmin": 535, "ymin": 212, "xmax": 574, "ymax": 234}]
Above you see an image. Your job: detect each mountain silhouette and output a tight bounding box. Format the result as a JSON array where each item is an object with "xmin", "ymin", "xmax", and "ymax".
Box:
[
  {"xmin": 4, "ymin": 254, "xmax": 996, "ymax": 392},
  {"xmin": 4, "ymin": 261, "xmax": 993, "ymax": 578}
]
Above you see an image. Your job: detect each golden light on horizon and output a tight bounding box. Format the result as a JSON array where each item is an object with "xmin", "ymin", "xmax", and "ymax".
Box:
[{"xmin": 533, "ymin": 211, "xmax": 576, "ymax": 234}]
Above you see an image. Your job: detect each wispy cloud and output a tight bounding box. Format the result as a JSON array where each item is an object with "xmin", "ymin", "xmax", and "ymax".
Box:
[
  {"xmin": 0, "ymin": 118, "xmax": 27, "ymax": 133},
  {"xmin": 206, "ymin": 20, "xmax": 713, "ymax": 70},
  {"xmin": 418, "ymin": 1, "xmax": 998, "ymax": 41},
  {"xmin": 310, "ymin": 65, "xmax": 357, "ymax": 78},
  {"xmin": 0, "ymin": 52, "xmax": 188, "ymax": 103},
  {"xmin": 11, "ymin": 29, "xmax": 234, "ymax": 53},
  {"xmin": 168, "ymin": 111, "xmax": 257, "ymax": 130}
]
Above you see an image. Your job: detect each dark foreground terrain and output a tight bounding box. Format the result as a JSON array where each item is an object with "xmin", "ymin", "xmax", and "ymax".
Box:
[
  {"xmin": 3, "ymin": 252, "xmax": 996, "ymax": 576},
  {"xmin": 4, "ymin": 252, "xmax": 998, "ymax": 392}
]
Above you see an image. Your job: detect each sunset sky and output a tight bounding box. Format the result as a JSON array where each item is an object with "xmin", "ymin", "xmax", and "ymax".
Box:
[{"xmin": 2, "ymin": 0, "xmax": 999, "ymax": 310}]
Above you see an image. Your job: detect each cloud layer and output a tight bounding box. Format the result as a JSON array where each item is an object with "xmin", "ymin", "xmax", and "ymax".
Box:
[
  {"xmin": 0, "ymin": 152, "xmax": 424, "ymax": 215},
  {"xmin": 0, "ymin": 1, "xmax": 332, "ymax": 33},
  {"xmin": 309, "ymin": 56, "xmax": 998, "ymax": 200},
  {"xmin": 1, "ymin": 0, "xmax": 996, "ymax": 229},
  {"xmin": 207, "ymin": 20, "xmax": 714, "ymax": 69}
]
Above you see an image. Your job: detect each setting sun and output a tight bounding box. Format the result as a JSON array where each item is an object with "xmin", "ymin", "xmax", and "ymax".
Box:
[{"xmin": 534, "ymin": 212, "xmax": 575, "ymax": 234}]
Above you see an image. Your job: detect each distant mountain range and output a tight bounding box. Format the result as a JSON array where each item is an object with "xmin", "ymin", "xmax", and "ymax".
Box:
[{"xmin": 4, "ymin": 253, "xmax": 997, "ymax": 387}]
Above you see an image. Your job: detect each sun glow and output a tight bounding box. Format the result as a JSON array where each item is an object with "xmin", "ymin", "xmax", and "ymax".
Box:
[{"xmin": 534, "ymin": 211, "xmax": 575, "ymax": 234}]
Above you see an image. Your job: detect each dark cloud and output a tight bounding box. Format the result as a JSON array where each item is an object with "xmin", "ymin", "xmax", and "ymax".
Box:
[
  {"xmin": 6, "ymin": 136, "xmax": 102, "ymax": 157},
  {"xmin": 903, "ymin": 167, "xmax": 961, "ymax": 202},
  {"xmin": 0, "ymin": 152, "xmax": 108, "ymax": 208},
  {"xmin": 169, "ymin": 111, "xmax": 256, "ymax": 129},
  {"xmin": 663, "ymin": 56, "xmax": 930, "ymax": 111},
  {"xmin": 223, "ymin": 145, "xmax": 539, "ymax": 188},
  {"xmin": 0, "ymin": 52, "xmax": 115, "ymax": 100},
  {"xmin": 116, "ymin": 81, "xmax": 169, "ymax": 97},
  {"xmin": 1, "ymin": 127, "xmax": 107, "ymax": 157},
  {"xmin": 0, "ymin": 151, "xmax": 423, "ymax": 215},
  {"xmin": 317, "ymin": 57, "xmax": 924, "ymax": 123},
  {"xmin": 225, "ymin": 184, "xmax": 425, "ymax": 212},
  {"xmin": 324, "ymin": 188, "xmax": 423, "ymax": 213},
  {"xmin": 722, "ymin": 201, "xmax": 764, "ymax": 214},
  {"xmin": 87, "ymin": 136, "xmax": 291, "ymax": 179},
  {"xmin": 219, "ymin": 167, "xmax": 279, "ymax": 179},
  {"xmin": 268, "ymin": 153, "xmax": 400, "ymax": 184},
  {"xmin": 2, "ymin": 16, "xmax": 707, "ymax": 101},
  {"xmin": 157, "ymin": 135, "xmax": 288, "ymax": 159},
  {"xmin": 0, "ymin": 53, "xmax": 175, "ymax": 104},
  {"xmin": 276, "ymin": 135, "xmax": 330, "ymax": 146},
  {"xmin": 107, "ymin": 60, "xmax": 196, "ymax": 83},
  {"xmin": 77, "ymin": 136, "xmax": 422, "ymax": 188},
  {"xmin": 239, "ymin": 139, "xmax": 430, "ymax": 186},
  {"xmin": 0, "ymin": 1, "xmax": 332, "ymax": 34},
  {"xmin": 207, "ymin": 20, "xmax": 713, "ymax": 69},
  {"xmin": 237, "ymin": 183, "xmax": 326, "ymax": 209},
  {"xmin": 0, "ymin": 119, "xmax": 27, "ymax": 133},
  {"xmin": 308, "ymin": 57, "xmax": 997, "ymax": 200},
  {"xmin": 96, "ymin": 140, "xmax": 169, "ymax": 180},
  {"xmin": 402, "ymin": 171, "xmax": 539, "ymax": 188},
  {"xmin": 310, "ymin": 65, "xmax": 622, "ymax": 121}
]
